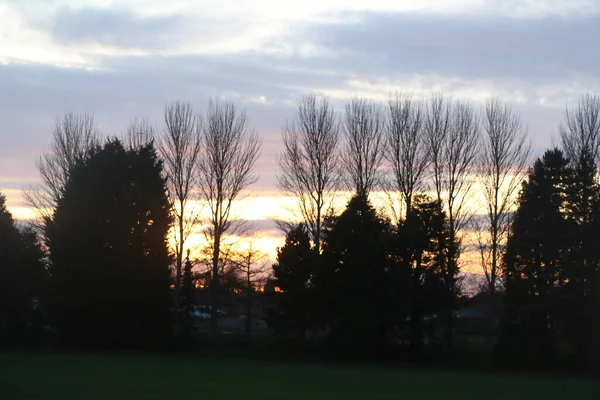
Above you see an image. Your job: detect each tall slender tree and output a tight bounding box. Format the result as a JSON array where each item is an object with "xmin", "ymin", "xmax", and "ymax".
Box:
[
  {"xmin": 159, "ymin": 102, "xmax": 202, "ymax": 290},
  {"xmin": 477, "ymin": 98, "xmax": 530, "ymax": 295},
  {"xmin": 278, "ymin": 94, "xmax": 341, "ymax": 253},
  {"xmin": 386, "ymin": 92, "xmax": 428, "ymax": 217},
  {"xmin": 342, "ymin": 97, "xmax": 386, "ymax": 197},
  {"xmin": 425, "ymin": 93, "xmax": 453, "ymax": 204},
  {"xmin": 198, "ymin": 99, "xmax": 261, "ymax": 333},
  {"xmin": 425, "ymin": 95, "xmax": 480, "ymax": 348}
]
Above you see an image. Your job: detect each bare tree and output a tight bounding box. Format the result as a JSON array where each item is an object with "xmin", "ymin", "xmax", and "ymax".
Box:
[
  {"xmin": 198, "ymin": 99, "xmax": 261, "ymax": 333},
  {"xmin": 24, "ymin": 111, "xmax": 99, "ymax": 225},
  {"xmin": 385, "ymin": 92, "xmax": 428, "ymax": 216},
  {"xmin": 342, "ymin": 97, "xmax": 386, "ymax": 197},
  {"xmin": 277, "ymin": 94, "xmax": 341, "ymax": 252},
  {"xmin": 425, "ymin": 93, "xmax": 453, "ymax": 203},
  {"xmin": 560, "ymin": 93, "xmax": 600, "ymax": 166},
  {"xmin": 477, "ymin": 98, "xmax": 531, "ymax": 295},
  {"xmin": 425, "ymin": 94, "xmax": 480, "ymax": 349},
  {"xmin": 229, "ymin": 237, "xmax": 268, "ymax": 339},
  {"xmin": 124, "ymin": 117, "xmax": 155, "ymax": 150},
  {"xmin": 427, "ymin": 98, "xmax": 481, "ymax": 234},
  {"xmin": 158, "ymin": 102, "xmax": 202, "ymax": 290}
]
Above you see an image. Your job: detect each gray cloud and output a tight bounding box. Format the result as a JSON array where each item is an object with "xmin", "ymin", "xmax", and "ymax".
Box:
[
  {"xmin": 306, "ymin": 12, "xmax": 600, "ymax": 82},
  {"xmin": 51, "ymin": 7, "xmax": 188, "ymax": 50}
]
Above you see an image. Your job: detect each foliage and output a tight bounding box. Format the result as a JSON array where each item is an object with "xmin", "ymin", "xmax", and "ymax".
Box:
[
  {"xmin": 501, "ymin": 148, "xmax": 600, "ymax": 369},
  {"xmin": 44, "ymin": 140, "xmax": 173, "ymax": 348},
  {"xmin": 0, "ymin": 193, "xmax": 46, "ymax": 341},
  {"xmin": 395, "ymin": 195, "xmax": 454, "ymax": 353},
  {"xmin": 501, "ymin": 149, "xmax": 574, "ymax": 367},
  {"xmin": 319, "ymin": 194, "xmax": 394, "ymax": 357},
  {"xmin": 270, "ymin": 223, "xmax": 316, "ymax": 343}
]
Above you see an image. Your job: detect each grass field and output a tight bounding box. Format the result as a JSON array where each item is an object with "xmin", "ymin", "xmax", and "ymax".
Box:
[{"xmin": 1, "ymin": 352, "xmax": 598, "ymax": 399}]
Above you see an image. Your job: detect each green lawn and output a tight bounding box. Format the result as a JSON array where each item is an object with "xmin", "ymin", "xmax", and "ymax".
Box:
[{"xmin": 1, "ymin": 352, "xmax": 597, "ymax": 399}]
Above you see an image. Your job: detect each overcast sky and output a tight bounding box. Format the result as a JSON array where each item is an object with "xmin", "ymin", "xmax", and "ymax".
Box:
[{"xmin": 1, "ymin": 0, "xmax": 600, "ymax": 214}]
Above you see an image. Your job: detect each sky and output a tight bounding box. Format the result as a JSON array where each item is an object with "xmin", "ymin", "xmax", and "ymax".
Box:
[{"xmin": 1, "ymin": 0, "xmax": 600, "ymax": 270}]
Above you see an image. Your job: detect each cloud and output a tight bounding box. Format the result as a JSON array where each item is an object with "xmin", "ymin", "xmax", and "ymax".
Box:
[
  {"xmin": 50, "ymin": 7, "xmax": 188, "ymax": 50},
  {"xmin": 306, "ymin": 12, "xmax": 600, "ymax": 83}
]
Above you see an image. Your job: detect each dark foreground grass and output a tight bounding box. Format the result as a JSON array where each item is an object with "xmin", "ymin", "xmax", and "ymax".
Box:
[{"xmin": 1, "ymin": 352, "xmax": 598, "ymax": 400}]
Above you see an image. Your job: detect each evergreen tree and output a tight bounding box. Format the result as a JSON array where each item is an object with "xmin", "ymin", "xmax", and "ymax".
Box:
[
  {"xmin": 178, "ymin": 251, "xmax": 196, "ymax": 342},
  {"xmin": 180, "ymin": 252, "xmax": 196, "ymax": 311},
  {"xmin": 562, "ymin": 150, "xmax": 600, "ymax": 368},
  {"xmin": 320, "ymin": 195, "xmax": 393, "ymax": 357},
  {"xmin": 45, "ymin": 139, "xmax": 173, "ymax": 348},
  {"xmin": 0, "ymin": 193, "xmax": 46, "ymax": 341},
  {"xmin": 270, "ymin": 224, "xmax": 315, "ymax": 344},
  {"xmin": 395, "ymin": 195, "xmax": 452, "ymax": 355},
  {"xmin": 501, "ymin": 149, "xmax": 574, "ymax": 367}
]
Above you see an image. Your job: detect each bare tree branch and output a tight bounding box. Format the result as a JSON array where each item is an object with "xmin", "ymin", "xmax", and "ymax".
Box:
[
  {"xmin": 425, "ymin": 93, "xmax": 453, "ymax": 204},
  {"xmin": 227, "ymin": 236, "xmax": 268, "ymax": 337},
  {"xmin": 23, "ymin": 111, "xmax": 100, "ymax": 227},
  {"xmin": 560, "ymin": 93, "xmax": 600, "ymax": 167},
  {"xmin": 124, "ymin": 117, "xmax": 155, "ymax": 150},
  {"xmin": 342, "ymin": 97, "xmax": 386, "ymax": 197},
  {"xmin": 445, "ymin": 101, "xmax": 481, "ymax": 234},
  {"xmin": 385, "ymin": 92, "xmax": 428, "ymax": 215},
  {"xmin": 277, "ymin": 94, "xmax": 341, "ymax": 252},
  {"xmin": 198, "ymin": 98, "xmax": 261, "ymax": 333},
  {"xmin": 478, "ymin": 98, "xmax": 531, "ymax": 295},
  {"xmin": 158, "ymin": 102, "xmax": 202, "ymax": 290}
]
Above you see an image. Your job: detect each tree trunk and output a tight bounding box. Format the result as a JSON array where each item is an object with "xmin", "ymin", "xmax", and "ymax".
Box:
[
  {"xmin": 210, "ymin": 230, "xmax": 221, "ymax": 334},
  {"xmin": 246, "ymin": 269, "xmax": 253, "ymax": 340}
]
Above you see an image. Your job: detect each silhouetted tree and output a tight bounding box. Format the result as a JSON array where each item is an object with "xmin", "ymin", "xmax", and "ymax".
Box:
[
  {"xmin": 124, "ymin": 117, "xmax": 155, "ymax": 150},
  {"xmin": 159, "ymin": 102, "xmax": 202, "ymax": 290},
  {"xmin": 24, "ymin": 112, "xmax": 99, "ymax": 226},
  {"xmin": 45, "ymin": 140, "xmax": 173, "ymax": 348},
  {"xmin": 271, "ymin": 224, "xmax": 315, "ymax": 344},
  {"xmin": 198, "ymin": 99, "xmax": 261, "ymax": 333},
  {"xmin": 501, "ymin": 149, "xmax": 574, "ymax": 367},
  {"xmin": 180, "ymin": 251, "xmax": 196, "ymax": 311},
  {"xmin": 178, "ymin": 251, "xmax": 197, "ymax": 341},
  {"xmin": 0, "ymin": 193, "xmax": 46, "ymax": 341},
  {"xmin": 425, "ymin": 95, "xmax": 480, "ymax": 349},
  {"xmin": 561, "ymin": 152, "xmax": 600, "ymax": 369},
  {"xmin": 320, "ymin": 195, "xmax": 393, "ymax": 358},
  {"xmin": 278, "ymin": 94, "xmax": 341, "ymax": 252},
  {"xmin": 477, "ymin": 98, "xmax": 531, "ymax": 295},
  {"xmin": 229, "ymin": 238, "xmax": 268, "ymax": 339},
  {"xmin": 386, "ymin": 92, "xmax": 427, "ymax": 216},
  {"xmin": 560, "ymin": 93, "xmax": 600, "ymax": 166},
  {"xmin": 395, "ymin": 195, "xmax": 453, "ymax": 356},
  {"xmin": 342, "ymin": 97, "xmax": 385, "ymax": 197},
  {"xmin": 557, "ymin": 93, "xmax": 600, "ymax": 368}
]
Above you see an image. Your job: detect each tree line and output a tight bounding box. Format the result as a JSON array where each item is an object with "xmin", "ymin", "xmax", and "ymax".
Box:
[{"xmin": 1, "ymin": 93, "xmax": 599, "ymax": 370}]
